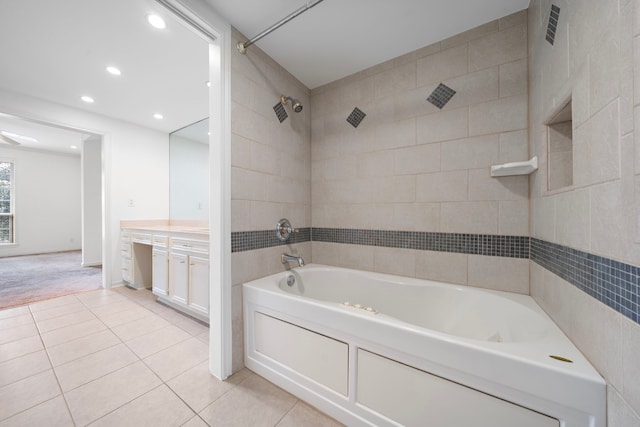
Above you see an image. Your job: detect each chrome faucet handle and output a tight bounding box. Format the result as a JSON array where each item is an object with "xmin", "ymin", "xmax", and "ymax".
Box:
[{"xmin": 276, "ymin": 218, "xmax": 298, "ymax": 241}]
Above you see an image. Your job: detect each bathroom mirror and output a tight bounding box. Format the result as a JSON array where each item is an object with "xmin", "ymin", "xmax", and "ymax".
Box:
[{"xmin": 169, "ymin": 118, "xmax": 209, "ymax": 222}]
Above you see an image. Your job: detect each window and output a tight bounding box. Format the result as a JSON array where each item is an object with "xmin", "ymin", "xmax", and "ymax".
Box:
[{"xmin": 0, "ymin": 161, "xmax": 14, "ymax": 244}]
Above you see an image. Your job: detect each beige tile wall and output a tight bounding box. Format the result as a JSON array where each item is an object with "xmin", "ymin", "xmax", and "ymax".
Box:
[
  {"xmin": 311, "ymin": 11, "xmax": 530, "ymax": 294},
  {"xmin": 529, "ymin": 1, "xmax": 640, "ymax": 424},
  {"xmin": 230, "ymin": 28, "xmax": 312, "ymax": 371}
]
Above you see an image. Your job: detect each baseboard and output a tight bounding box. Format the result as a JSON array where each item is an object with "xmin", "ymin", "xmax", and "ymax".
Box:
[{"xmin": 81, "ymin": 260, "xmax": 102, "ymax": 267}]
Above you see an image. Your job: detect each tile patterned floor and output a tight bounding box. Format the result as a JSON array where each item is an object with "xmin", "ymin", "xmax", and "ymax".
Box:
[{"xmin": 0, "ymin": 287, "xmax": 343, "ymax": 426}]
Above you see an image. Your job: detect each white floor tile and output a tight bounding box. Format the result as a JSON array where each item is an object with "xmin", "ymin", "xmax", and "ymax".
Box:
[
  {"xmin": 88, "ymin": 384, "xmax": 195, "ymax": 427},
  {"xmin": 199, "ymin": 374, "xmax": 297, "ymax": 427},
  {"xmin": 0, "ymin": 336, "xmax": 43, "ymax": 364},
  {"xmin": 0, "ymin": 323, "xmax": 39, "ymax": 346},
  {"xmin": 0, "ymin": 370, "xmax": 60, "ymax": 421},
  {"xmin": 0, "ymin": 315, "xmax": 34, "ymax": 332},
  {"xmin": 143, "ymin": 337, "xmax": 208, "ymax": 382},
  {"xmin": 30, "ymin": 301, "xmax": 87, "ymax": 322},
  {"xmin": 40, "ymin": 319, "xmax": 107, "ymax": 348},
  {"xmin": 46, "ymin": 329, "xmax": 120, "ymax": 367},
  {"xmin": 110, "ymin": 314, "xmax": 170, "ymax": 342},
  {"xmin": 125, "ymin": 325, "xmax": 191, "ymax": 359},
  {"xmin": 0, "ymin": 287, "xmax": 338, "ymax": 427},
  {"xmin": 65, "ymin": 361, "xmax": 162, "ymax": 426},
  {"xmin": 0, "ymin": 306, "xmax": 30, "ymax": 321},
  {"xmin": 54, "ymin": 343, "xmax": 138, "ymax": 392},
  {"xmin": 29, "ymin": 295, "xmax": 80, "ymax": 313},
  {"xmin": 0, "ymin": 350, "xmax": 51, "ymax": 388},
  {"xmin": 167, "ymin": 362, "xmax": 249, "ymax": 413},
  {"xmin": 0, "ymin": 396, "xmax": 73, "ymax": 427},
  {"xmin": 35, "ymin": 310, "xmax": 96, "ymax": 334}
]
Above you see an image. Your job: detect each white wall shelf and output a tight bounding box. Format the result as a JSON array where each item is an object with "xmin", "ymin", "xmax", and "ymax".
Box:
[{"xmin": 491, "ymin": 157, "xmax": 538, "ymax": 177}]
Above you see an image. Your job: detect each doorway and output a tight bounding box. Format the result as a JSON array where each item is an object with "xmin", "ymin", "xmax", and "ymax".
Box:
[{"xmin": 0, "ymin": 116, "xmax": 105, "ymax": 308}]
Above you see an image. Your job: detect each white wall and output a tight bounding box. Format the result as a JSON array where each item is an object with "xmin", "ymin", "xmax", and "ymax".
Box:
[
  {"xmin": 81, "ymin": 136, "xmax": 102, "ymax": 266},
  {"xmin": 0, "ymin": 88, "xmax": 170, "ymax": 286},
  {"xmin": 0, "ymin": 146, "xmax": 81, "ymax": 256}
]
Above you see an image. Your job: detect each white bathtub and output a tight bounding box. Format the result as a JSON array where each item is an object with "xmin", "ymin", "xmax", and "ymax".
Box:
[{"xmin": 243, "ymin": 264, "xmax": 605, "ymax": 427}]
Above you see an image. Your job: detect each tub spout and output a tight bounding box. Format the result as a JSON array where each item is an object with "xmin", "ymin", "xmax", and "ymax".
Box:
[{"xmin": 281, "ymin": 253, "xmax": 305, "ymax": 267}]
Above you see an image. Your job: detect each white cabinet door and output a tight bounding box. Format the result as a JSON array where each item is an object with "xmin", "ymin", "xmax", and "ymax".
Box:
[
  {"xmin": 152, "ymin": 248, "xmax": 168, "ymax": 296},
  {"xmin": 188, "ymin": 255, "xmax": 209, "ymax": 315},
  {"xmin": 169, "ymin": 252, "xmax": 188, "ymax": 304}
]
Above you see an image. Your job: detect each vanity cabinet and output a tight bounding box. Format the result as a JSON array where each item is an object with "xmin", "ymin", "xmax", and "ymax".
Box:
[
  {"xmin": 121, "ymin": 226, "xmax": 209, "ymax": 323},
  {"xmin": 121, "ymin": 230, "xmax": 152, "ymax": 289},
  {"xmin": 168, "ymin": 237, "xmax": 209, "ymax": 320},
  {"xmin": 121, "ymin": 231, "xmax": 133, "ymax": 283}
]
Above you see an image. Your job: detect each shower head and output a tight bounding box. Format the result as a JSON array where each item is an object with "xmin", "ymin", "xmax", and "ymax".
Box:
[{"xmin": 281, "ymin": 95, "xmax": 303, "ymax": 113}]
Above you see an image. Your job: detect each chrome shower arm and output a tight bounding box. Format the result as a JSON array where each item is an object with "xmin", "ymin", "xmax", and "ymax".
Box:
[{"xmin": 237, "ymin": 0, "xmax": 325, "ymax": 54}]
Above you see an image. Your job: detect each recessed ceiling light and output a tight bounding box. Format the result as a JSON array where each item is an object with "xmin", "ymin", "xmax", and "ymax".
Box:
[
  {"xmin": 153, "ymin": 113, "xmax": 164, "ymax": 120},
  {"xmin": 81, "ymin": 95, "xmax": 94, "ymax": 104},
  {"xmin": 206, "ymin": 81, "xmax": 211, "ymax": 87},
  {"xmin": 147, "ymin": 14, "xmax": 166, "ymax": 29},
  {"xmin": 106, "ymin": 66, "xmax": 121, "ymax": 76},
  {"xmin": 70, "ymin": 145, "xmax": 78, "ymax": 149}
]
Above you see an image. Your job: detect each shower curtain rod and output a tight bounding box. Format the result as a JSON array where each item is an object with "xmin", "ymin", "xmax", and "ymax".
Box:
[{"xmin": 237, "ymin": 0, "xmax": 325, "ymax": 54}]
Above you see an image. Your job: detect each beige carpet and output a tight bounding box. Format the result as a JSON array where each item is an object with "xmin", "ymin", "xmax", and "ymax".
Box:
[{"xmin": 0, "ymin": 251, "xmax": 102, "ymax": 309}]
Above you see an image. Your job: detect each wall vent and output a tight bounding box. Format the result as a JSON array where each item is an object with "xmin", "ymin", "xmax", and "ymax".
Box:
[
  {"xmin": 546, "ymin": 4, "xmax": 560, "ymax": 45},
  {"xmin": 273, "ymin": 102, "xmax": 288, "ymax": 123},
  {"xmin": 346, "ymin": 107, "xmax": 366, "ymax": 128},
  {"xmin": 427, "ymin": 83, "xmax": 456, "ymax": 109}
]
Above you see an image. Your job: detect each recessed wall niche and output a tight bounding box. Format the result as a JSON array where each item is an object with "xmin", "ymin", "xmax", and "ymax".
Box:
[{"xmin": 547, "ymin": 100, "xmax": 573, "ymax": 190}]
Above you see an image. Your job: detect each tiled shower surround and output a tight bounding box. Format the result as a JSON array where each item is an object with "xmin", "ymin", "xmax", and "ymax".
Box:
[
  {"xmin": 230, "ymin": 3, "xmax": 640, "ymax": 424},
  {"xmin": 311, "ymin": 11, "xmax": 530, "ymax": 292}
]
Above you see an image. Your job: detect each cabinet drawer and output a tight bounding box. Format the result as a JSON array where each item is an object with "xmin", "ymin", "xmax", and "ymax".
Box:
[
  {"xmin": 121, "ymin": 243, "xmax": 132, "ymax": 258},
  {"xmin": 152, "ymin": 235, "xmax": 168, "ymax": 248},
  {"xmin": 121, "ymin": 230, "xmax": 131, "ymax": 241},
  {"xmin": 132, "ymin": 233, "xmax": 152, "ymax": 245},
  {"xmin": 171, "ymin": 238, "xmax": 208, "ymax": 255},
  {"xmin": 122, "ymin": 258, "xmax": 132, "ymax": 283}
]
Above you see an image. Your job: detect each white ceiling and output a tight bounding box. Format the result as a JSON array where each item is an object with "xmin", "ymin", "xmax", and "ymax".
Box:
[
  {"xmin": 0, "ymin": 0, "xmax": 209, "ymax": 150},
  {"xmin": 207, "ymin": 0, "xmax": 531, "ymax": 89},
  {"xmin": 0, "ymin": 114, "xmax": 91, "ymax": 156},
  {"xmin": 0, "ymin": 0, "xmax": 529, "ymax": 154}
]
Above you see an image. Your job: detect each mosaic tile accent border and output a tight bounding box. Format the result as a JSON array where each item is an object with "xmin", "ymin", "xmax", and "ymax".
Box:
[
  {"xmin": 231, "ymin": 227, "xmax": 528, "ymax": 258},
  {"xmin": 312, "ymin": 228, "xmax": 529, "ymax": 258},
  {"xmin": 531, "ymin": 238, "xmax": 639, "ymax": 324},
  {"xmin": 231, "ymin": 228, "xmax": 311, "ymax": 252}
]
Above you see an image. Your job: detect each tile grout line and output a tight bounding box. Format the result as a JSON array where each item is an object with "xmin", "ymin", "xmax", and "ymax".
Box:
[
  {"xmin": 29, "ymin": 299, "xmax": 77, "ymax": 427},
  {"xmin": 2, "ymin": 287, "xmax": 315, "ymax": 426},
  {"xmin": 91, "ymin": 288, "xmax": 236, "ymax": 426},
  {"xmin": 273, "ymin": 400, "xmax": 300, "ymax": 427},
  {"xmin": 61, "ymin": 290, "xmax": 178, "ymax": 425}
]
